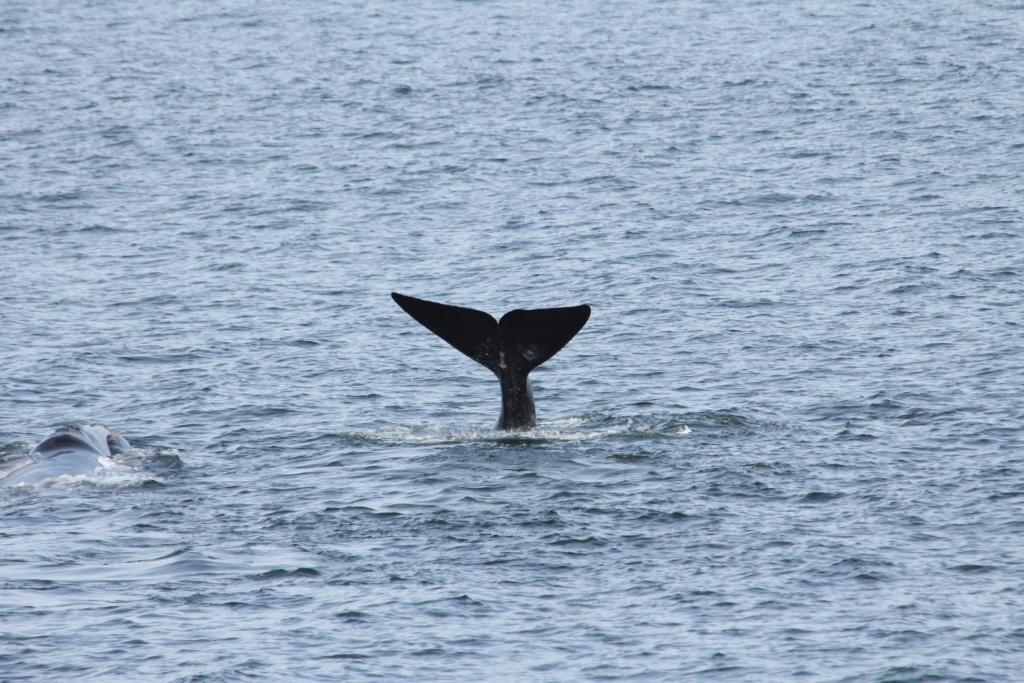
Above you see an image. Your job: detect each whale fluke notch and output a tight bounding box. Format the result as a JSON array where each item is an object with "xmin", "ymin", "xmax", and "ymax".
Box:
[{"xmin": 391, "ymin": 292, "xmax": 591, "ymax": 429}]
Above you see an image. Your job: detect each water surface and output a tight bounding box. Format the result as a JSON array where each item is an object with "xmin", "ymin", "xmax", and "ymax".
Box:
[{"xmin": 2, "ymin": 1, "xmax": 1022, "ymax": 680}]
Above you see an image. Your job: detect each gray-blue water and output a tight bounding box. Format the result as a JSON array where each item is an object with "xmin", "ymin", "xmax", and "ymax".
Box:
[{"xmin": 2, "ymin": 1, "xmax": 1022, "ymax": 680}]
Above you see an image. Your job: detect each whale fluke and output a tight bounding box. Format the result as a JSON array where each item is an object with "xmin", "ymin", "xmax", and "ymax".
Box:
[{"xmin": 391, "ymin": 292, "xmax": 590, "ymax": 430}]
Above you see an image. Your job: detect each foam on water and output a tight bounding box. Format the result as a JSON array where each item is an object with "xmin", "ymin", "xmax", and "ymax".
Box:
[
  {"xmin": 0, "ymin": 444, "xmax": 179, "ymax": 492},
  {"xmin": 346, "ymin": 412, "xmax": 700, "ymax": 446}
]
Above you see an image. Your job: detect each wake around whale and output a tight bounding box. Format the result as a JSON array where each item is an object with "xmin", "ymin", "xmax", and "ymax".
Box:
[
  {"xmin": 392, "ymin": 292, "xmax": 591, "ymax": 430},
  {"xmin": 1, "ymin": 423, "xmax": 129, "ymax": 486}
]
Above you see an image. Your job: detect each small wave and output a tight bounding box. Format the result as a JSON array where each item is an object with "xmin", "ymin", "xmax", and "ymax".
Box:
[
  {"xmin": 248, "ymin": 566, "xmax": 321, "ymax": 581},
  {"xmin": 344, "ymin": 422, "xmax": 606, "ymax": 446},
  {"xmin": 339, "ymin": 411, "xmax": 772, "ymax": 447},
  {"xmin": 0, "ymin": 444, "xmax": 179, "ymax": 491},
  {"xmin": 8, "ymin": 467, "xmax": 158, "ymax": 491}
]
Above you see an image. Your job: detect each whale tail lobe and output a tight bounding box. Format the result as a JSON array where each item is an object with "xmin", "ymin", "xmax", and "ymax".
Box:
[
  {"xmin": 495, "ymin": 304, "xmax": 591, "ymax": 372},
  {"xmin": 391, "ymin": 292, "xmax": 503, "ymax": 372},
  {"xmin": 390, "ymin": 292, "xmax": 590, "ymax": 374}
]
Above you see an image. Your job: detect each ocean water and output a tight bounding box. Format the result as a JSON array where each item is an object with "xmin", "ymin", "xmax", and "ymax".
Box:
[{"xmin": 2, "ymin": 1, "xmax": 1022, "ymax": 680}]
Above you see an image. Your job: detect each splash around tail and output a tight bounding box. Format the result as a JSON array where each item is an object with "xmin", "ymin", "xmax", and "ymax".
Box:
[{"xmin": 391, "ymin": 292, "xmax": 590, "ymax": 430}]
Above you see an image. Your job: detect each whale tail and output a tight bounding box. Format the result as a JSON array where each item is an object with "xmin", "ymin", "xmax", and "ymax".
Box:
[
  {"xmin": 391, "ymin": 292, "xmax": 590, "ymax": 429},
  {"xmin": 390, "ymin": 292, "xmax": 590, "ymax": 375}
]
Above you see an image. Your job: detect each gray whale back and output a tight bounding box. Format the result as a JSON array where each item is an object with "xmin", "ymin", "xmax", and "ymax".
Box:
[{"xmin": 1, "ymin": 423, "xmax": 127, "ymax": 486}]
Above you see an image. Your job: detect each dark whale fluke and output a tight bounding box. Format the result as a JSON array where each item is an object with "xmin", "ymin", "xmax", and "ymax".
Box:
[{"xmin": 391, "ymin": 292, "xmax": 590, "ymax": 430}]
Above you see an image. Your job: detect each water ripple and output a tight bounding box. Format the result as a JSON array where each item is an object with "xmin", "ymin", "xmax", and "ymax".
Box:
[{"xmin": 1, "ymin": 0, "xmax": 1022, "ymax": 679}]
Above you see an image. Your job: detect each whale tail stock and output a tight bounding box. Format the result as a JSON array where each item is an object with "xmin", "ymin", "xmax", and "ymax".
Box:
[{"xmin": 390, "ymin": 292, "xmax": 590, "ymax": 429}]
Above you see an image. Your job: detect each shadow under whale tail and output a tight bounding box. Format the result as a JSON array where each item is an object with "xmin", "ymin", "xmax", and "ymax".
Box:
[{"xmin": 391, "ymin": 292, "xmax": 590, "ymax": 429}]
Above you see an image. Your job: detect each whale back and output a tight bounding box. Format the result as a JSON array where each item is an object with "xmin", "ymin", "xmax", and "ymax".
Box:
[
  {"xmin": 33, "ymin": 423, "xmax": 113, "ymax": 457},
  {"xmin": 2, "ymin": 424, "xmax": 126, "ymax": 486}
]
